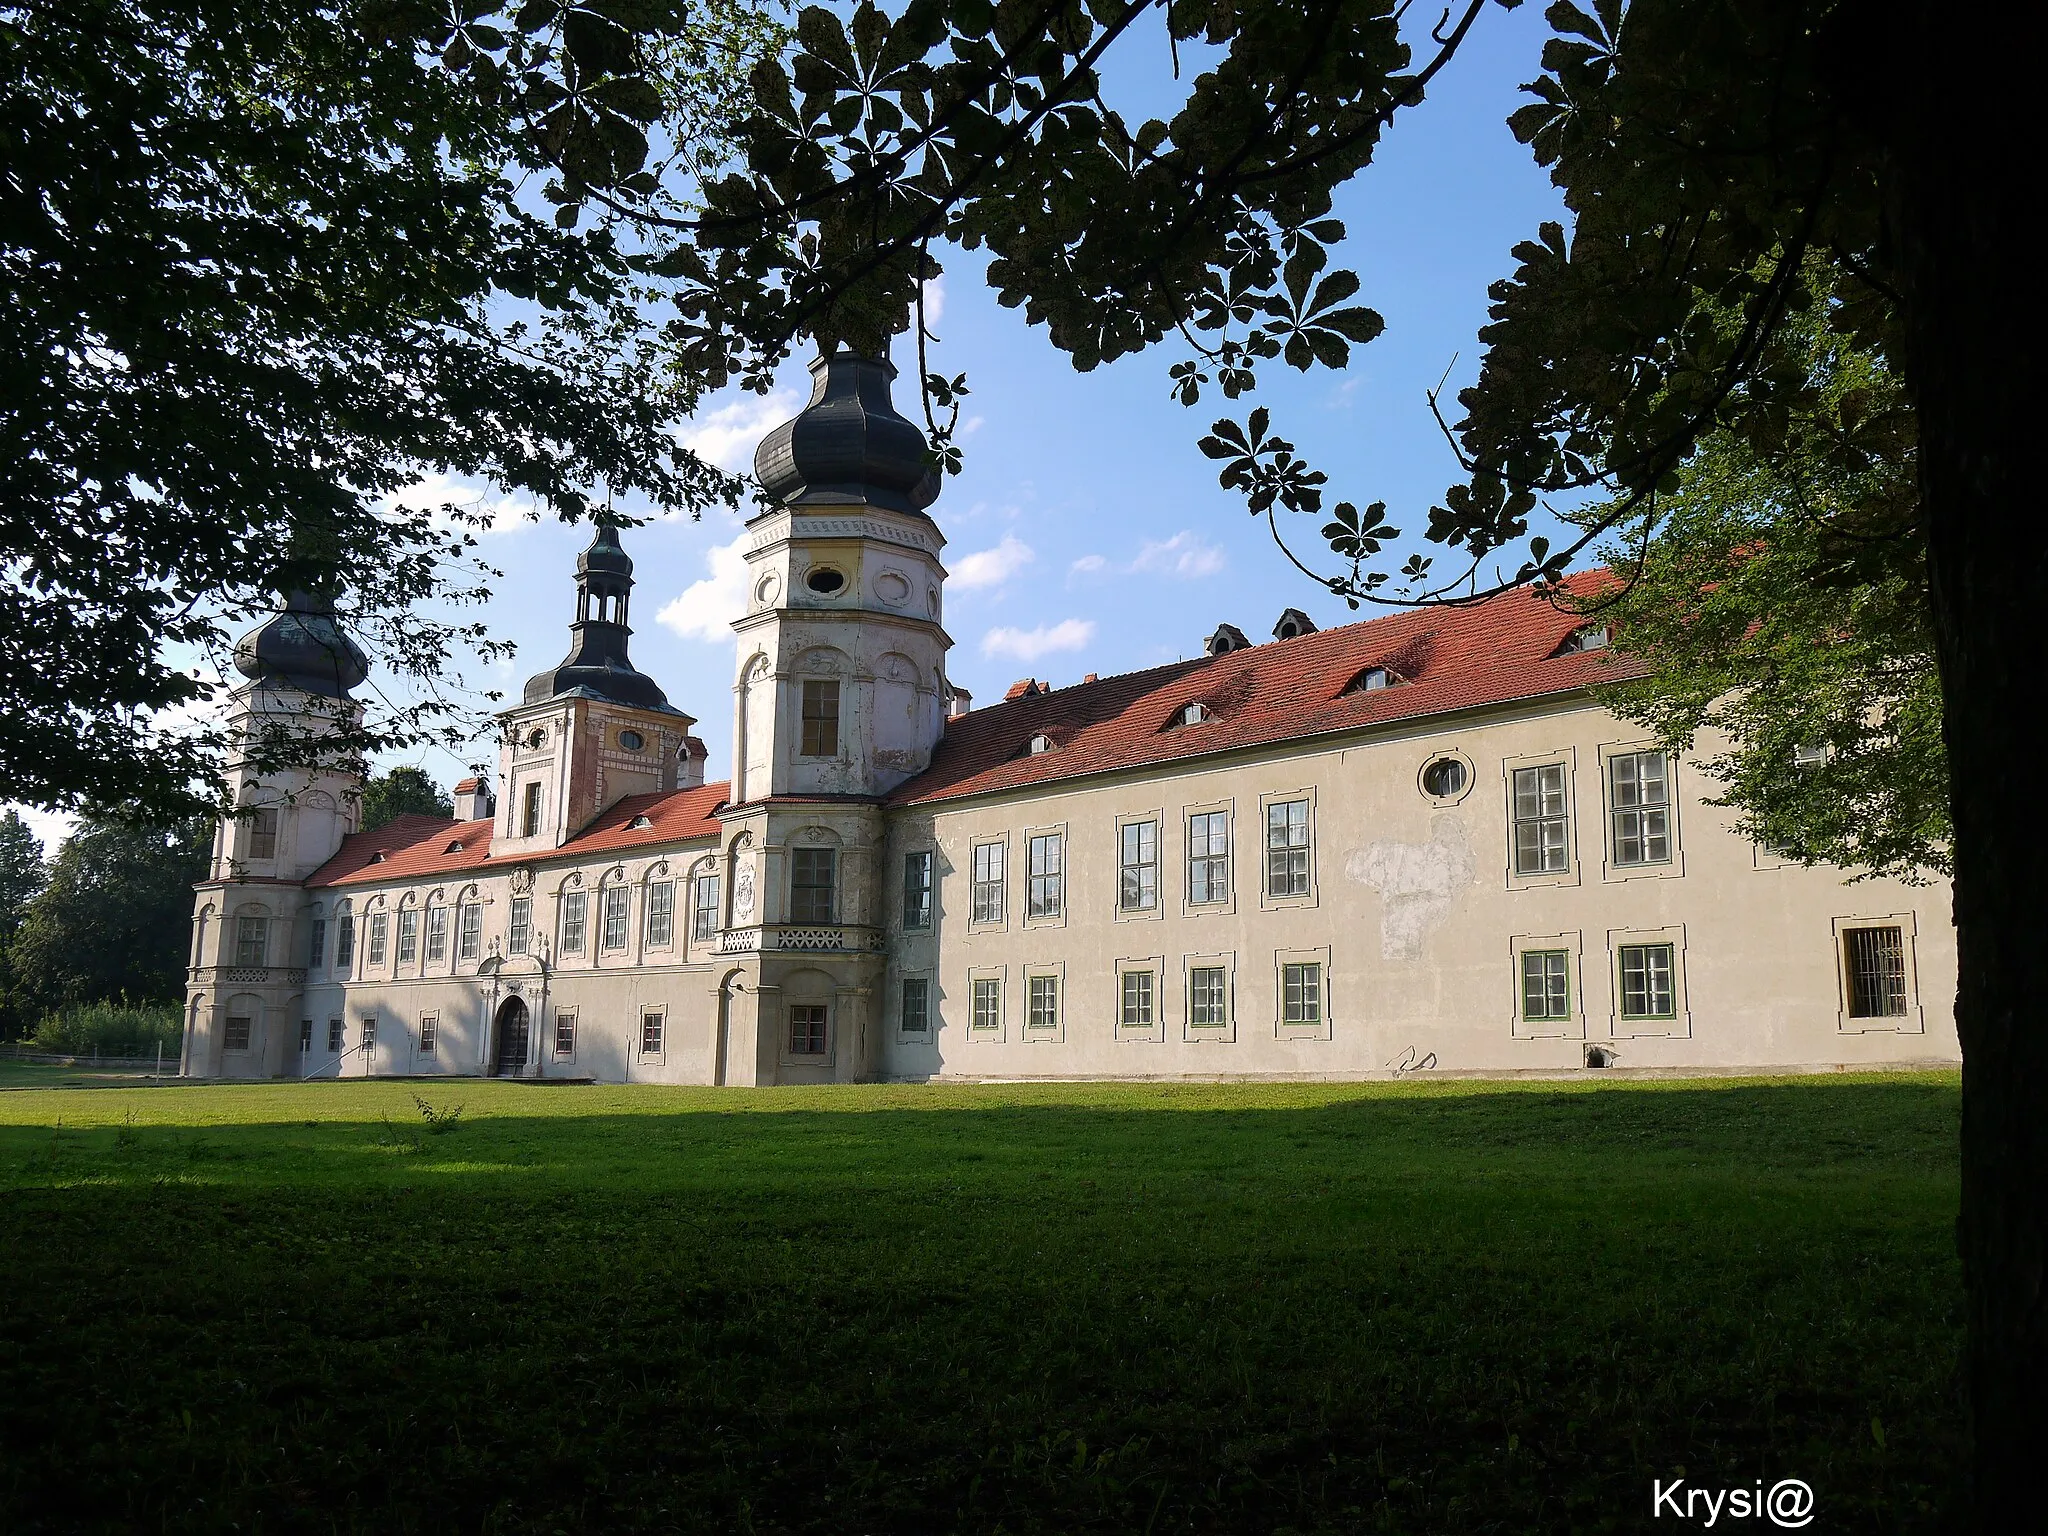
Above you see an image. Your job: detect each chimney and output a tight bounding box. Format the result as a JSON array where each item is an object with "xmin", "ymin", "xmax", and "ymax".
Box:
[
  {"xmin": 1003, "ymin": 678, "xmax": 1041, "ymax": 701},
  {"xmin": 946, "ymin": 684, "xmax": 974, "ymax": 720},
  {"xmin": 452, "ymin": 776, "xmax": 494, "ymax": 822},
  {"xmin": 678, "ymin": 734, "xmax": 709, "ymax": 789}
]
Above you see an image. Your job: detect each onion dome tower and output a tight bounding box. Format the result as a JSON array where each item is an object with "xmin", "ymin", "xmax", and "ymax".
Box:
[
  {"xmin": 520, "ymin": 523, "xmax": 670, "ymax": 710},
  {"xmin": 232, "ymin": 588, "xmax": 370, "ymax": 699},
  {"xmin": 753, "ymin": 352, "xmax": 942, "ymax": 515}
]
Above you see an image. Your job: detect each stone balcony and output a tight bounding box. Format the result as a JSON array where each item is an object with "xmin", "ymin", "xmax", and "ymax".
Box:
[{"xmin": 714, "ymin": 924, "xmax": 886, "ymax": 956}]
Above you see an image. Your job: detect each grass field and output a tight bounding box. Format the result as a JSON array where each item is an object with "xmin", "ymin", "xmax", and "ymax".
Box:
[{"xmin": 0, "ymin": 1075, "xmax": 1963, "ymax": 1533}]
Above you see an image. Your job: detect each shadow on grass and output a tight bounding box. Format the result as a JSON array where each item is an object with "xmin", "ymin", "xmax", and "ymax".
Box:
[{"xmin": 0, "ymin": 1079, "xmax": 1964, "ymax": 1534}]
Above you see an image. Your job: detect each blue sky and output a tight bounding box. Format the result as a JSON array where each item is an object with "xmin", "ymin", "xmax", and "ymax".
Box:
[{"xmin": 10, "ymin": 4, "xmax": 1574, "ymax": 852}]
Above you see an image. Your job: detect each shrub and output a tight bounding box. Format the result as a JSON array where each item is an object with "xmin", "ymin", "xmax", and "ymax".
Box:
[{"xmin": 29, "ymin": 1001, "xmax": 182, "ymax": 1057}]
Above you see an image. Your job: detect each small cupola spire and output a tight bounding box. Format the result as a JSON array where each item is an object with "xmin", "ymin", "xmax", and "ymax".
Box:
[{"xmin": 521, "ymin": 522, "xmax": 671, "ymax": 710}]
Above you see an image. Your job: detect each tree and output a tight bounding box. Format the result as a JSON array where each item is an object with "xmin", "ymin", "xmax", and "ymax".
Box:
[
  {"xmin": 359, "ymin": 766, "xmax": 455, "ymax": 832},
  {"xmin": 1580, "ymin": 281, "xmax": 1944, "ymax": 883},
  {"xmin": 6, "ymin": 814, "xmax": 208, "ymax": 1013},
  {"xmin": 1, "ymin": 0, "xmax": 777, "ymax": 823},
  {"xmin": 0, "ymin": 810, "xmax": 46, "ymax": 1037},
  {"xmin": 500, "ymin": 0, "xmax": 2035, "ymax": 1518}
]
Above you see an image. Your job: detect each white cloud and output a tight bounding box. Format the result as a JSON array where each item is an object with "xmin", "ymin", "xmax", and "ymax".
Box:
[
  {"xmin": 679, "ymin": 388, "xmax": 804, "ymax": 475},
  {"xmin": 920, "ymin": 275, "xmax": 946, "ymax": 325},
  {"xmin": 387, "ymin": 472, "xmax": 534, "ymax": 535},
  {"xmin": 981, "ymin": 618, "xmax": 1096, "ymax": 662},
  {"xmin": 1131, "ymin": 531, "xmax": 1227, "ymax": 579},
  {"xmin": 1068, "ymin": 553, "xmax": 1108, "ymax": 575},
  {"xmin": 950, "ymin": 533, "xmax": 1035, "ymax": 591},
  {"xmin": 656, "ymin": 532, "xmax": 750, "ymax": 643}
]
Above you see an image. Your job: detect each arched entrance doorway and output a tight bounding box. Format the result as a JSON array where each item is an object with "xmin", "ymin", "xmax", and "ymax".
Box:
[{"xmin": 492, "ymin": 996, "xmax": 530, "ymax": 1078}]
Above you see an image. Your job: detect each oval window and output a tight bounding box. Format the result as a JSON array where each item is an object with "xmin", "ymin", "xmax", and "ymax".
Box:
[
  {"xmin": 806, "ymin": 567, "xmax": 846, "ymax": 594},
  {"xmin": 524, "ymin": 727, "xmax": 547, "ymax": 749},
  {"xmin": 619, "ymin": 730, "xmax": 645, "ymax": 751},
  {"xmin": 1421, "ymin": 757, "xmax": 1469, "ymax": 798}
]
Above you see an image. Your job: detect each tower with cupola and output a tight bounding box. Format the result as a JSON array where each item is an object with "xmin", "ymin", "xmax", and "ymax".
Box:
[
  {"xmin": 715, "ymin": 351, "xmax": 953, "ymax": 1084},
  {"xmin": 185, "ymin": 589, "xmax": 370, "ymax": 1077}
]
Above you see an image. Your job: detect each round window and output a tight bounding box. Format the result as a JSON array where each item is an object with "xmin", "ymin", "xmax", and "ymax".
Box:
[
  {"xmin": 806, "ymin": 567, "xmax": 846, "ymax": 594},
  {"xmin": 524, "ymin": 727, "xmax": 547, "ymax": 749},
  {"xmin": 618, "ymin": 729, "xmax": 645, "ymax": 751},
  {"xmin": 1421, "ymin": 756, "xmax": 1469, "ymax": 798}
]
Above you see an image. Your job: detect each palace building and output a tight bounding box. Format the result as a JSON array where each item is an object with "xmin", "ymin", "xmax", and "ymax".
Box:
[{"xmin": 181, "ymin": 354, "xmax": 1958, "ymax": 1083}]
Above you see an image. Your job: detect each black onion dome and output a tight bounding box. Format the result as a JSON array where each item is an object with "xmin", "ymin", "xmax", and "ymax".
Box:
[
  {"xmin": 754, "ymin": 352, "xmax": 941, "ymax": 514},
  {"xmin": 577, "ymin": 521, "xmax": 632, "ymax": 576},
  {"xmin": 233, "ymin": 589, "xmax": 370, "ymax": 699},
  {"xmin": 521, "ymin": 524, "xmax": 676, "ymax": 712}
]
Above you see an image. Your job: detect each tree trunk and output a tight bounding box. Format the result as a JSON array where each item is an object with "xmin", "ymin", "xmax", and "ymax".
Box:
[{"xmin": 1886, "ymin": 12, "xmax": 2047, "ymax": 1524}]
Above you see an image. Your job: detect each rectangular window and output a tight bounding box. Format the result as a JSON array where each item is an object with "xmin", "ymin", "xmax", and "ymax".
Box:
[
  {"xmin": 397, "ymin": 909, "xmax": 419, "ymax": 965},
  {"xmin": 901, "ymin": 976, "xmax": 930, "ymax": 1034},
  {"xmin": 800, "ymin": 679, "xmax": 840, "ymax": 757},
  {"xmin": 1027, "ymin": 833, "xmax": 1064, "ymax": 919},
  {"xmin": 788, "ymin": 1004, "xmax": 827, "ymax": 1056},
  {"xmin": 970, "ymin": 977, "xmax": 1002, "ymax": 1035},
  {"xmin": 559, "ymin": 890, "xmax": 587, "ymax": 953},
  {"xmin": 1028, "ymin": 974, "xmax": 1059, "ymax": 1031},
  {"xmin": 458, "ymin": 902, "xmax": 481, "ymax": 961},
  {"xmin": 1120, "ymin": 970, "xmax": 1155, "ymax": 1028},
  {"xmin": 419, "ymin": 1015, "xmax": 438, "ymax": 1055},
  {"xmin": 641, "ymin": 1012, "xmax": 664, "ymax": 1055},
  {"xmin": 1608, "ymin": 751, "xmax": 1672, "ymax": 866},
  {"xmin": 902, "ymin": 851, "xmax": 934, "ymax": 930},
  {"xmin": 247, "ymin": 807, "xmax": 278, "ymax": 861},
  {"xmin": 692, "ymin": 873, "xmax": 720, "ymax": 940},
  {"xmin": 507, "ymin": 896, "xmax": 532, "ymax": 956},
  {"xmin": 1189, "ymin": 966, "xmax": 1228, "ymax": 1027},
  {"xmin": 366, "ymin": 912, "xmax": 388, "ymax": 966},
  {"xmin": 1281, "ymin": 962, "xmax": 1322, "ymax": 1024},
  {"xmin": 327, "ymin": 1018, "xmax": 345, "ymax": 1053},
  {"xmin": 1512, "ymin": 764, "xmax": 1571, "ymax": 875},
  {"xmin": 309, "ymin": 918, "xmax": 326, "ymax": 970},
  {"xmin": 1520, "ymin": 950, "xmax": 1571, "ymax": 1021},
  {"xmin": 234, "ymin": 915, "xmax": 266, "ymax": 968},
  {"xmin": 522, "ymin": 781, "xmax": 543, "ymax": 837},
  {"xmin": 1188, "ymin": 811, "xmax": 1230, "ymax": 905},
  {"xmin": 1265, "ymin": 800, "xmax": 1311, "ymax": 898},
  {"xmin": 1618, "ymin": 943, "xmax": 1677, "ymax": 1020},
  {"xmin": 1845, "ymin": 926, "xmax": 1909, "ymax": 1018},
  {"xmin": 1119, "ymin": 820, "xmax": 1159, "ymax": 912},
  {"xmin": 970, "ymin": 842, "xmax": 1005, "ymax": 924},
  {"xmin": 645, "ymin": 881, "xmax": 675, "ymax": 947},
  {"xmin": 361, "ymin": 1016, "xmax": 378, "ymax": 1051},
  {"xmin": 425, "ymin": 905, "xmax": 448, "ymax": 963},
  {"xmin": 335, "ymin": 915, "xmax": 355, "ymax": 969},
  {"xmin": 554, "ymin": 1011, "xmax": 576, "ymax": 1057},
  {"xmin": 223, "ymin": 1016, "xmax": 251, "ymax": 1052},
  {"xmin": 790, "ymin": 848, "xmax": 837, "ymax": 924},
  {"xmin": 602, "ymin": 885, "xmax": 630, "ymax": 950},
  {"xmin": 298, "ymin": 1018, "xmax": 312, "ymax": 1053}
]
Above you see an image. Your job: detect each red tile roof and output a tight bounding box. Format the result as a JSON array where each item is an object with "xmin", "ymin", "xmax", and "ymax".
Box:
[
  {"xmin": 452, "ymin": 776, "xmax": 483, "ymax": 794},
  {"xmin": 307, "ymin": 782, "xmax": 729, "ymax": 888},
  {"xmin": 891, "ymin": 571, "xmax": 1642, "ymax": 807}
]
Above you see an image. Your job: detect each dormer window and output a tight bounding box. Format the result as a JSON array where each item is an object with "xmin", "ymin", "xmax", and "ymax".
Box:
[
  {"xmin": 1024, "ymin": 734, "xmax": 1056, "ymax": 756},
  {"xmin": 1349, "ymin": 666, "xmax": 1401, "ymax": 694},
  {"xmin": 370, "ymin": 851, "xmax": 387, "ymax": 864},
  {"xmin": 1169, "ymin": 701, "xmax": 1211, "ymax": 729},
  {"xmin": 444, "ymin": 840, "xmax": 465, "ymax": 854},
  {"xmin": 628, "ymin": 813, "xmax": 655, "ymax": 829},
  {"xmin": 1557, "ymin": 624, "xmax": 1610, "ymax": 655}
]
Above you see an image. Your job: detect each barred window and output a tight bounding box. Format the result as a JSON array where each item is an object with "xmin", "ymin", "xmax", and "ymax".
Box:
[
  {"xmin": 901, "ymin": 976, "xmax": 930, "ymax": 1034},
  {"xmin": 223, "ymin": 1015, "xmax": 251, "ymax": 1052},
  {"xmin": 790, "ymin": 848, "xmax": 836, "ymax": 924},
  {"xmin": 246, "ymin": 807, "xmax": 278, "ymax": 860},
  {"xmin": 602, "ymin": 885, "xmax": 630, "ymax": 950},
  {"xmin": 1512, "ymin": 764, "xmax": 1570, "ymax": 874},
  {"xmin": 692, "ymin": 873, "xmax": 720, "ymax": 940},
  {"xmin": 559, "ymin": 890, "xmax": 587, "ymax": 953},
  {"xmin": 1281, "ymin": 962, "xmax": 1322, "ymax": 1024},
  {"xmin": 507, "ymin": 896, "xmax": 532, "ymax": 956},
  {"xmin": 309, "ymin": 918, "xmax": 326, "ymax": 970},
  {"xmin": 902, "ymin": 851, "xmax": 933, "ymax": 930},
  {"xmin": 1844, "ymin": 926, "xmax": 1909, "ymax": 1018},
  {"xmin": 458, "ymin": 902, "xmax": 481, "ymax": 961},
  {"xmin": 1618, "ymin": 943, "xmax": 1676, "ymax": 1019},
  {"xmin": 1188, "ymin": 812, "xmax": 1230, "ymax": 905},
  {"xmin": 641, "ymin": 1012, "xmax": 664, "ymax": 1054},
  {"xmin": 366, "ymin": 913, "xmax": 387, "ymax": 966},
  {"xmin": 554, "ymin": 1011, "xmax": 576, "ymax": 1056},
  {"xmin": 789, "ymin": 1004, "xmax": 828, "ymax": 1055},
  {"xmin": 645, "ymin": 881, "xmax": 675, "ymax": 948},
  {"xmin": 971, "ymin": 842, "xmax": 1005, "ymax": 924},
  {"xmin": 1265, "ymin": 800, "xmax": 1311, "ymax": 898},
  {"xmin": 419, "ymin": 1015, "xmax": 438, "ymax": 1054},
  {"xmin": 1027, "ymin": 833, "xmax": 1064, "ymax": 919},
  {"xmin": 425, "ymin": 904, "xmax": 448, "ymax": 963},
  {"xmin": 1028, "ymin": 974, "xmax": 1059, "ymax": 1031},
  {"xmin": 1520, "ymin": 950, "xmax": 1571, "ymax": 1021},
  {"xmin": 397, "ymin": 908, "xmax": 419, "ymax": 965},
  {"xmin": 1189, "ymin": 966, "xmax": 1228, "ymax": 1027},
  {"xmin": 1120, "ymin": 970, "xmax": 1155, "ymax": 1028},
  {"xmin": 234, "ymin": 915, "xmax": 266, "ymax": 968},
  {"xmin": 799, "ymin": 679, "xmax": 840, "ymax": 757},
  {"xmin": 1608, "ymin": 751, "xmax": 1672, "ymax": 866},
  {"xmin": 1119, "ymin": 820, "xmax": 1158, "ymax": 912},
  {"xmin": 971, "ymin": 977, "xmax": 1002, "ymax": 1034}
]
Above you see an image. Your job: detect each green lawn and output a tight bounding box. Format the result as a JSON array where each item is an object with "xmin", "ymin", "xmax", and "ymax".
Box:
[
  {"xmin": 0, "ymin": 1059, "xmax": 172, "ymax": 1089},
  {"xmin": 0, "ymin": 1075, "xmax": 1963, "ymax": 1533}
]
